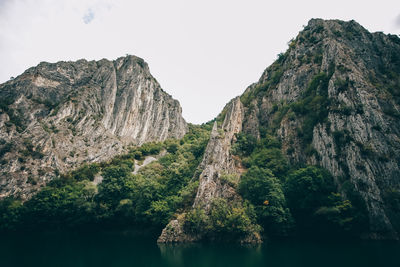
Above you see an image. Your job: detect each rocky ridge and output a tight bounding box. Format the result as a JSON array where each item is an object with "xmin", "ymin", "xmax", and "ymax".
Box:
[
  {"xmin": 1, "ymin": 18, "xmax": 399, "ymax": 241},
  {"xmin": 158, "ymin": 98, "xmax": 261, "ymax": 243},
  {"xmin": 159, "ymin": 19, "xmax": 400, "ymax": 241},
  {"xmin": 239, "ymin": 19, "xmax": 400, "ymax": 239},
  {"xmin": 0, "ymin": 55, "xmax": 187, "ymax": 199}
]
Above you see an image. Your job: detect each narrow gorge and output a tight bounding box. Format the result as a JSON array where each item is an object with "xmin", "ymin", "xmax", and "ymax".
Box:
[{"xmin": 1, "ymin": 19, "xmax": 399, "ymax": 242}]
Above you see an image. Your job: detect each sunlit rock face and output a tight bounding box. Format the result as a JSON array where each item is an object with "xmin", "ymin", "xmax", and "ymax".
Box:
[{"xmin": 0, "ymin": 55, "xmax": 187, "ymax": 199}]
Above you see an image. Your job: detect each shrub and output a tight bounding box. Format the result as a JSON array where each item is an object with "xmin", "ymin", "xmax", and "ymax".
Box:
[
  {"xmin": 333, "ymin": 130, "xmax": 353, "ymax": 153},
  {"xmin": 248, "ymin": 148, "xmax": 288, "ymax": 178},
  {"xmin": 139, "ymin": 142, "xmax": 163, "ymax": 156},
  {"xmin": 284, "ymin": 166, "xmax": 367, "ymax": 235},
  {"xmin": 289, "ymin": 71, "xmax": 333, "ymax": 146},
  {"xmin": 335, "ymin": 77, "xmax": 351, "ymax": 93},
  {"xmin": 239, "ymin": 166, "xmax": 293, "ymax": 235},
  {"xmin": 208, "ymin": 198, "xmax": 258, "ymax": 238},
  {"xmin": 285, "ymin": 166, "xmax": 335, "ymax": 216},
  {"xmin": 0, "ymin": 142, "xmax": 12, "ymax": 158},
  {"xmin": 0, "ymin": 198, "xmax": 23, "ymax": 231},
  {"xmin": 70, "ymin": 164, "xmax": 100, "ymax": 181},
  {"xmin": 231, "ymin": 133, "xmax": 257, "ymax": 157},
  {"xmin": 220, "ymin": 173, "xmax": 239, "ymax": 188},
  {"xmin": 184, "ymin": 208, "xmax": 209, "ymax": 234}
]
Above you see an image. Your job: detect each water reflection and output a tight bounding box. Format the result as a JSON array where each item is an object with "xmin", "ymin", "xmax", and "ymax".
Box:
[
  {"xmin": 158, "ymin": 239, "xmax": 400, "ymax": 267},
  {"xmin": 0, "ymin": 232, "xmax": 398, "ymax": 267},
  {"xmin": 158, "ymin": 242, "xmax": 265, "ymax": 267}
]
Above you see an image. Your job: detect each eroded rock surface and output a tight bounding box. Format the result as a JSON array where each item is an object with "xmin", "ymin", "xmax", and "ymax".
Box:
[
  {"xmin": 240, "ymin": 19, "xmax": 400, "ymax": 239},
  {"xmin": 158, "ymin": 98, "xmax": 261, "ymax": 243},
  {"xmin": 193, "ymin": 97, "xmax": 244, "ymax": 210},
  {"xmin": 0, "ymin": 55, "xmax": 187, "ymax": 199}
]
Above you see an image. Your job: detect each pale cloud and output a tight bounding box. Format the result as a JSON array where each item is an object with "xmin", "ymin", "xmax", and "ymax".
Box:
[
  {"xmin": 83, "ymin": 8, "xmax": 95, "ymax": 24},
  {"xmin": 0, "ymin": 0, "xmax": 12, "ymax": 13},
  {"xmin": 0, "ymin": 0, "xmax": 399, "ymax": 123}
]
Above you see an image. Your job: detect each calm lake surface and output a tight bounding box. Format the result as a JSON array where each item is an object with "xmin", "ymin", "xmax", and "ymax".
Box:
[{"xmin": 0, "ymin": 232, "xmax": 398, "ymax": 267}]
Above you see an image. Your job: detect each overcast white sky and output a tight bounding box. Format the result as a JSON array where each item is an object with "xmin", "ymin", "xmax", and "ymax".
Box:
[{"xmin": 0, "ymin": 0, "xmax": 399, "ymax": 124}]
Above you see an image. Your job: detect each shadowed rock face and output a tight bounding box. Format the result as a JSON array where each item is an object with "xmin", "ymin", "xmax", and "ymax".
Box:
[
  {"xmin": 159, "ymin": 19, "xmax": 400, "ymax": 241},
  {"xmin": 0, "ymin": 55, "xmax": 187, "ymax": 199},
  {"xmin": 240, "ymin": 19, "xmax": 400, "ymax": 239}
]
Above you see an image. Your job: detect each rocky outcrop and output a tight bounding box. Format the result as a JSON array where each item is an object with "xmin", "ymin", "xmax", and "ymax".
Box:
[
  {"xmin": 157, "ymin": 219, "xmax": 200, "ymax": 243},
  {"xmin": 193, "ymin": 97, "xmax": 244, "ymax": 210},
  {"xmin": 1, "ymin": 18, "xmax": 399, "ymax": 241},
  {"xmin": 240, "ymin": 19, "xmax": 400, "ymax": 239},
  {"xmin": 158, "ymin": 97, "xmax": 262, "ymax": 243},
  {"xmin": 159, "ymin": 19, "xmax": 400, "ymax": 241},
  {"xmin": 0, "ymin": 55, "xmax": 187, "ymax": 199}
]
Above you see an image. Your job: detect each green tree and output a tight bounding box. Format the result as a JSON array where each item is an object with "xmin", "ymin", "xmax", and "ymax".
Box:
[
  {"xmin": 239, "ymin": 166, "xmax": 293, "ymax": 235},
  {"xmin": 0, "ymin": 198, "xmax": 23, "ymax": 231},
  {"xmin": 248, "ymin": 148, "xmax": 289, "ymax": 178},
  {"xmin": 283, "ymin": 166, "xmax": 363, "ymax": 235},
  {"xmin": 208, "ymin": 198, "xmax": 259, "ymax": 239},
  {"xmin": 184, "ymin": 198, "xmax": 261, "ymax": 241},
  {"xmin": 285, "ymin": 166, "xmax": 335, "ymax": 218}
]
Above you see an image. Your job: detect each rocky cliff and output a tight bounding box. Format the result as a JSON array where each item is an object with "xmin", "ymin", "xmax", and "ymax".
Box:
[
  {"xmin": 0, "ymin": 55, "xmax": 187, "ymax": 199},
  {"xmin": 239, "ymin": 19, "xmax": 400, "ymax": 239},
  {"xmin": 159, "ymin": 19, "xmax": 400, "ymax": 241},
  {"xmin": 1, "ymin": 18, "xmax": 399, "ymax": 241},
  {"xmin": 158, "ymin": 98, "xmax": 261, "ymax": 243},
  {"xmin": 192, "ymin": 97, "xmax": 244, "ymax": 210}
]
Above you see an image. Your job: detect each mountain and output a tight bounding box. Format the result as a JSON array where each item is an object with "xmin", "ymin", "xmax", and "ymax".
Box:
[
  {"xmin": 159, "ymin": 19, "xmax": 400, "ymax": 241},
  {"xmin": 1, "ymin": 19, "xmax": 400, "ymax": 242},
  {"xmin": 0, "ymin": 55, "xmax": 187, "ymax": 200}
]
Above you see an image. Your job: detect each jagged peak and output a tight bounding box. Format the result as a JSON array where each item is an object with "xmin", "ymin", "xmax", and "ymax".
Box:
[
  {"xmin": 304, "ymin": 18, "xmax": 368, "ymax": 36},
  {"xmin": 114, "ymin": 54, "xmax": 149, "ymax": 72},
  {"xmin": 253, "ymin": 18, "xmax": 400, "ymax": 92}
]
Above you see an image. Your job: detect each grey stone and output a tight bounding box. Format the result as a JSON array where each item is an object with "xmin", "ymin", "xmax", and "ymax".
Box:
[{"xmin": 0, "ymin": 55, "xmax": 187, "ymax": 199}]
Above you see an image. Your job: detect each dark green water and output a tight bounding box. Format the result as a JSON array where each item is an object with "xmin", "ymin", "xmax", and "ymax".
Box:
[{"xmin": 0, "ymin": 232, "xmax": 399, "ymax": 267}]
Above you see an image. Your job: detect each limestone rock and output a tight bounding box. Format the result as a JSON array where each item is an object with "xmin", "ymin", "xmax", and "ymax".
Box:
[
  {"xmin": 240, "ymin": 19, "xmax": 400, "ymax": 239},
  {"xmin": 193, "ymin": 97, "xmax": 244, "ymax": 211},
  {"xmin": 158, "ymin": 97, "xmax": 262, "ymax": 243},
  {"xmin": 0, "ymin": 55, "xmax": 187, "ymax": 199},
  {"xmin": 157, "ymin": 219, "xmax": 199, "ymax": 243}
]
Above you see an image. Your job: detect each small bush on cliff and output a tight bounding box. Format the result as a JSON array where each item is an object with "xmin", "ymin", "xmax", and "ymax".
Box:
[{"xmin": 232, "ymin": 132, "xmax": 257, "ymax": 157}]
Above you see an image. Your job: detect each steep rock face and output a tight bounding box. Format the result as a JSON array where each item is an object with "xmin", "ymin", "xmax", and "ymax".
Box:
[
  {"xmin": 0, "ymin": 55, "xmax": 187, "ymax": 199},
  {"xmin": 240, "ymin": 19, "xmax": 400, "ymax": 239},
  {"xmin": 158, "ymin": 98, "xmax": 259, "ymax": 243},
  {"xmin": 193, "ymin": 97, "xmax": 244, "ymax": 210},
  {"xmin": 159, "ymin": 19, "xmax": 400, "ymax": 241}
]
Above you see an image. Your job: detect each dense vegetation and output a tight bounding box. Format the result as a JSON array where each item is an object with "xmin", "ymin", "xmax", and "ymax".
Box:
[
  {"xmin": 1, "ymin": 23, "xmax": 384, "ymax": 241},
  {"xmin": 0, "ymin": 124, "xmax": 211, "ymax": 234},
  {"xmin": 233, "ymin": 132, "xmax": 368, "ymax": 238},
  {"xmin": 0, "ymin": 122, "xmax": 369, "ymax": 239},
  {"xmin": 184, "ymin": 198, "xmax": 261, "ymax": 241}
]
